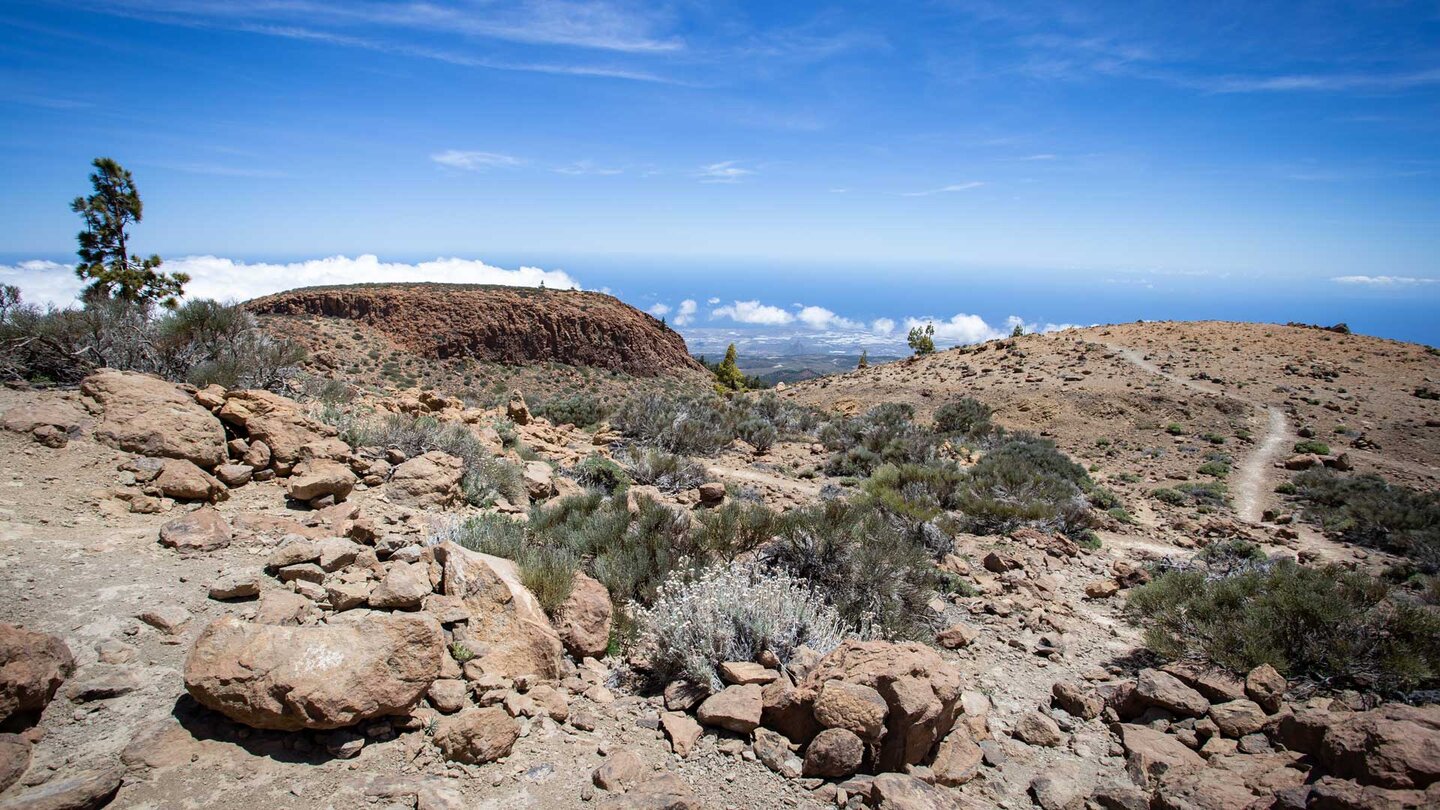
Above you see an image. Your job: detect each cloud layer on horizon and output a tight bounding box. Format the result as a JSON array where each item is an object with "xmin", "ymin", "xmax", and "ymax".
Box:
[{"xmin": 0, "ymin": 255, "xmax": 580, "ymax": 307}]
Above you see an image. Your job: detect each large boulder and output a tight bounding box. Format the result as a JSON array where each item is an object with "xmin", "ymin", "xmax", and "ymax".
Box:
[
  {"xmin": 385, "ymin": 451, "xmax": 465, "ymax": 508},
  {"xmin": 434, "ymin": 542, "xmax": 564, "ymax": 680},
  {"xmin": 799, "ymin": 640, "xmax": 964, "ymax": 772},
  {"xmin": 0, "ymin": 624, "xmax": 74, "ymax": 728},
  {"xmin": 81, "ymin": 370, "xmax": 226, "ymax": 467},
  {"xmin": 153, "ymin": 459, "xmax": 226, "ymax": 502},
  {"xmin": 217, "ymin": 389, "xmax": 337, "ymax": 470},
  {"xmin": 158, "ymin": 506, "xmax": 232, "ymax": 552},
  {"xmin": 184, "ymin": 613, "xmax": 443, "ymax": 730},
  {"xmin": 1117, "ymin": 723, "xmax": 1204, "ymax": 787},
  {"xmin": 1320, "ymin": 704, "xmax": 1440, "ymax": 789},
  {"xmin": 287, "ymin": 459, "xmax": 356, "ymax": 502},
  {"xmin": 433, "ymin": 707, "xmax": 519, "ymax": 764},
  {"xmin": 554, "ymin": 571, "xmax": 613, "ymax": 660}
]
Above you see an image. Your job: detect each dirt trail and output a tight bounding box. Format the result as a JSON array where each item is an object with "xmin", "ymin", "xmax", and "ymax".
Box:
[{"xmin": 1094, "ymin": 340, "xmax": 1290, "ymax": 524}]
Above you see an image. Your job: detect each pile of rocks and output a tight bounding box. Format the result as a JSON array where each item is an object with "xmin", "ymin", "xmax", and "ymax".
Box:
[
  {"xmin": 1034, "ymin": 664, "xmax": 1440, "ymax": 809},
  {"xmin": 179, "ymin": 537, "xmax": 614, "ymax": 765},
  {"xmin": 646, "ymin": 640, "xmax": 993, "ymax": 807}
]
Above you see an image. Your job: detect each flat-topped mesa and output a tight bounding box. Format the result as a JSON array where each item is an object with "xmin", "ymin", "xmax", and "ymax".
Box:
[{"xmin": 246, "ymin": 283, "xmax": 704, "ymax": 376}]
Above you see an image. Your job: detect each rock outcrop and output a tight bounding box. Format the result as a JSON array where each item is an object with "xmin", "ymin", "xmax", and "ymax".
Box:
[
  {"xmin": 434, "ymin": 542, "xmax": 565, "ymax": 680},
  {"xmin": 81, "ymin": 370, "xmax": 227, "ymax": 467},
  {"xmin": 246, "ymin": 284, "xmax": 705, "ymax": 376}
]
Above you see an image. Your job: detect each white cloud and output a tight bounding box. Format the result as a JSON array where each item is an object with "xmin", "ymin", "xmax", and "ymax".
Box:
[
  {"xmin": 711, "ymin": 299, "xmax": 795, "ymax": 325},
  {"xmin": 871, "ymin": 317, "xmax": 895, "ymax": 335},
  {"xmin": 648, "ymin": 302, "xmax": 671, "ymax": 317},
  {"xmin": 698, "ymin": 161, "xmax": 754, "ymax": 183},
  {"xmin": 899, "ymin": 181, "xmax": 985, "ymax": 197},
  {"xmin": 432, "ymin": 150, "xmax": 524, "ymax": 171},
  {"xmin": 0, "ymin": 255, "xmax": 580, "ymax": 308},
  {"xmin": 554, "ymin": 160, "xmax": 624, "ymax": 176},
  {"xmin": 706, "ymin": 296, "xmax": 721, "ymax": 304},
  {"xmin": 796, "ymin": 305, "xmax": 862, "ymax": 330},
  {"xmin": 674, "ymin": 299, "xmax": 697, "ymax": 326},
  {"xmin": 1332, "ymin": 275, "xmax": 1437, "ymax": 285},
  {"xmin": 903, "ymin": 314, "xmax": 1005, "ymax": 345}
]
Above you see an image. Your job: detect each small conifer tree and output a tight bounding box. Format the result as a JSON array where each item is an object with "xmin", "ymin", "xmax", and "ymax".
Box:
[
  {"xmin": 857, "ymin": 349, "xmax": 869, "ymax": 369},
  {"xmin": 71, "ymin": 158, "xmax": 188, "ymax": 308}
]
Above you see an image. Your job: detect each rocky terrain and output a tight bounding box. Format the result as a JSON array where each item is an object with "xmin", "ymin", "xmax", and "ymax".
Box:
[{"xmin": 0, "ymin": 318, "xmax": 1437, "ymax": 810}]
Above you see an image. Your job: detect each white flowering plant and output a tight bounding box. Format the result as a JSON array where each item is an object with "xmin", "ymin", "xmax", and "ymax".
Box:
[{"xmin": 634, "ymin": 563, "xmax": 869, "ymax": 691}]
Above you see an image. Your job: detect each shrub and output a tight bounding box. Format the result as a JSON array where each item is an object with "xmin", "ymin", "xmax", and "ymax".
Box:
[
  {"xmin": 1201, "ymin": 433, "xmax": 1227, "ymax": 445},
  {"xmin": 1293, "ymin": 440, "xmax": 1331, "ymax": 456},
  {"xmin": 1291, "ymin": 469, "xmax": 1440, "ymax": 571},
  {"xmin": 820, "ymin": 403, "xmax": 936, "ymax": 477},
  {"xmin": 531, "ymin": 393, "xmax": 608, "ymax": 428},
  {"xmin": 1153, "ymin": 487, "xmax": 1186, "ymax": 506},
  {"xmin": 1126, "ymin": 558, "xmax": 1440, "ymax": 692},
  {"xmin": 613, "ymin": 391, "xmax": 731, "ymax": 455},
  {"xmin": 1165, "ymin": 423, "xmax": 1185, "ymax": 435},
  {"xmin": 932, "ymin": 397, "xmax": 993, "ymax": 440},
  {"xmin": 443, "ymin": 512, "xmax": 578, "ymax": 612},
  {"xmin": 956, "ymin": 434, "xmax": 1092, "ymax": 535},
  {"xmin": 620, "ymin": 447, "xmax": 709, "ymax": 493},
  {"xmin": 332, "ymin": 412, "xmax": 526, "ymax": 506},
  {"xmin": 1197, "ymin": 460, "xmax": 1231, "ymax": 478},
  {"xmin": 765, "ymin": 500, "xmax": 938, "ymax": 639},
  {"xmin": 691, "ymin": 500, "xmax": 782, "ymax": 561},
  {"xmin": 572, "ymin": 455, "xmax": 630, "ymax": 494},
  {"xmin": 0, "ymin": 287, "xmax": 305, "ymax": 389},
  {"xmin": 636, "ymin": 565, "xmax": 861, "ymax": 690},
  {"xmin": 1178, "ymin": 481, "xmax": 1228, "ymax": 507},
  {"xmin": 860, "ymin": 462, "xmax": 966, "ymax": 522},
  {"xmin": 736, "ymin": 418, "xmax": 778, "ymax": 453}
]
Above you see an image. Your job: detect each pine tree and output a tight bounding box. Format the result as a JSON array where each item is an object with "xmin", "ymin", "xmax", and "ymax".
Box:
[
  {"xmin": 907, "ymin": 323, "xmax": 936, "ymax": 356},
  {"xmin": 71, "ymin": 158, "xmax": 188, "ymax": 308},
  {"xmin": 1011, "ymin": 324, "xmax": 1024, "ymax": 338},
  {"xmin": 857, "ymin": 350, "xmax": 869, "ymax": 369},
  {"xmin": 715, "ymin": 343, "xmax": 746, "ymax": 391}
]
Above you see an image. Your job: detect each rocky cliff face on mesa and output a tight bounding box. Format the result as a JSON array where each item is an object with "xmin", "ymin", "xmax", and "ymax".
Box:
[{"xmin": 246, "ymin": 283, "xmax": 703, "ymax": 376}]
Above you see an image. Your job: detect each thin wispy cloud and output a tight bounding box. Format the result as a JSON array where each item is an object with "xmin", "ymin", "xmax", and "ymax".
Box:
[
  {"xmin": 698, "ymin": 161, "xmax": 754, "ymax": 184},
  {"xmin": 1018, "ymin": 153, "xmax": 1057, "ymax": 161},
  {"xmin": 1201, "ymin": 68, "xmax": 1440, "ymax": 94},
  {"xmin": 431, "ymin": 151, "xmax": 525, "ymax": 172},
  {"xmin": 95, "ymin": 0, "xmax": 682, "ymax": 53},
  {"xmin": 554, "ymin": 160, "xmax": 624, "ymax": 176},
  {"xmin": 87, "ymin": 2, "xmax": 682, "ymax": 84},
  {"xmin": 898, "ymin": 181, "xmax": 985, "ymax": 197},
  {"xmin": 1332, "ymin": 275, "xmax": 1438, "ymax": 286}
]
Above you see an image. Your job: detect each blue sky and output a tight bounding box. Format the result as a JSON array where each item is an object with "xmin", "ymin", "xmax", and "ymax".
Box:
[{"xmin": 2, "ymin": 1, "xmax": 1438, "ymax": 347}]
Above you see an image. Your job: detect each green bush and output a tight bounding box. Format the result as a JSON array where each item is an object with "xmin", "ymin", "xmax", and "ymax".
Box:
[
  {"xmin": 572, "ymin": 455, "xmax": 630, "ymax": 494},
  {"xmin": 1291, "ymin": 469, "xmax": 1440, "ymax": 571},
  {"xmin": 1152, "ymin": 487, "xmax": 1186, "ymax": 506},
  {"xmin": 932, "ymin": 397, "xmax": 993, "ymax": 440},
  {"xmin": 1197, "ymin": 460, "xmax": 1231, "ymax": 478},
  {"xmin": 860, "ymin": 462, "xmax": 966, "ymax": 522},
  {"xmin": 531, "ymin": 393, "xmax": 609, "ymax": 428},
  {"xmin": 956, "ymin": 434, "xmax": 1092, "ymax": 535},
  {"xmin": 613, "ymin": 391, "xmax": 732, "ymax": 455},
  {"xmin": 765, "ymin": 500, "xmax": 939, "ymax": 639},
  {"xmin": 1127, "ymin": 558, "xmax": 1440, "ymax": 692},
  {"xmin": 820, "ymin": 403, "xmax": 936, "ymax": 477},
  {"xmin": 1165, "ymin": 423, "xmax": 1185, "ymax": 435},
  {"xmin": 1293, "ymin": 440, "xmax": 1332, "ymax": 455}
]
